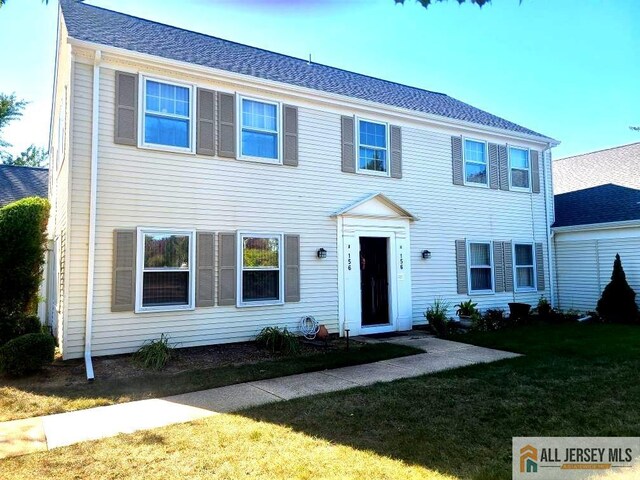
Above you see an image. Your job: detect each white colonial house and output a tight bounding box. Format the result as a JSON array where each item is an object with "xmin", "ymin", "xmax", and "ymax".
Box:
[{"xmin": 48, "ymin": 0, "xmax": 559, "ymax": 377}]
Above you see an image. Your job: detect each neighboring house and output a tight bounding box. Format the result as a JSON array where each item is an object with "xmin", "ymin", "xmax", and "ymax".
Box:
[
  {"xmin": 553, "ymin": 145, "xmax": 640, "ymax": 311},
  {"xmin": 49, "ymin": 0, "xmax": 558, "ymax": 371},
  {"xmin": 0, "ymin": 164, "xmax": 48, "ymax": 207}
]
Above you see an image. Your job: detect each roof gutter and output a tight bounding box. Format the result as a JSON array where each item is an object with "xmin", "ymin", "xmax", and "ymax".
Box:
[
  {"xmin": 84, "ymin": 49, "xmax": 101, "ymax": 382},
  {"xmin": 552, "ymin": 219, "xmax": 640, "ymax": 233},
  {"xmin": 66, "ymin": 37, "xmax": 560, "ymax": 148}
]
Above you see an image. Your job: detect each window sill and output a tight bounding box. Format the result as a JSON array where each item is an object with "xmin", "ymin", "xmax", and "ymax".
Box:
[
  {"xmin": 463, "ymin": 181, "xmax": 490, "ymax": 189},
  {"xmin": 355, "ymin": 169, "xmax": 390, "ymax": 178},
  {"xmin": 236, "ymin": 300, "xmax": 284, "ymax": 308},
  {"xmin": 468, "ymin": 290, "xmax": 494, "ymax": 296},
  {"xmin": 138, "ymin": 143, "xmax": 195, "ymax": 155},
  {"xmin": 510, "ymin": 186, "xmax": 532, "ymax": 193},
  {"xmin": 515, "ymin": 287, "xmax": 536, "ymax": 293},
  {"xmin": 135, "ymin": 304, "xmax": 195, "ymax": 314},
  {"xmin": 238, "ymin": 155, "xmax": 282, "ymax": 166}
]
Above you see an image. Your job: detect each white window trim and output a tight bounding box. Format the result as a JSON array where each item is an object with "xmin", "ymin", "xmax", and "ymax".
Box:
[
  {"xmin": 237, "ymin": 232, "xmax": 285, "ymax": 307},
  {"xmin": 135, "ymin": 227, "xmax": 196, "ymax": 313},
  {"xmin": 237, "ymin": 95, "xmax": 282, "ymax": 165},
  {"xmin": 462, "ymin": 137, "xmax": 489, "ymax": 188},
  {"xmin": 467, "ymin": 240, "xmax": 494, "ymax": 295},
  {"xmin": 56, "ymin": 87, "xmax": 67, "ymax": 173},
  {"xmin": 356, "ymin": 117, "xmax": 390, "ymax": 177},
  {"xmin": 513, "ymin": 241, "xmax": 537, "ymax": 292},
  {"xmin": 508, "ymin": 145, "xmax": 531, "ymax": 192},
  {"xmin": 138, "ymin": 75, "xmax": 196, "ymax": 154}
]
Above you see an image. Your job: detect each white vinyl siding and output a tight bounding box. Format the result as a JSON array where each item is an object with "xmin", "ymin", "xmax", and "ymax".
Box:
[{"xmin": 58, "ymin": 61, "xmax": 551, "ymax": 359}]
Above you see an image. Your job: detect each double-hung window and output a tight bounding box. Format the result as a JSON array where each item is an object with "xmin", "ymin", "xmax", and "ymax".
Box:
[
  {"xmin": 137, "ymin": 230, "xmax": 194, "ymax": 311},
  {"xmin": 358, "ymin": 119, "xmax": 388, "ymax": 174},
  {"xmin": 463, "ymin": 139, "xmax": 487, "ymax": 186},
  {"xmin": 143, "ymin": 78, "xmax": 193, "ymax": 151},
  {"xmin": 240, "ymin": 97, "xmax": 280, "ymax": 161},
  {"xmin": 514, "ymin": 243, "xmax": 535, "ymax": 290},
  {"xmin": 509, "ymin": 147, "xmax": 530, "ymax": 190},
  {"xmin": 468, "ymin": 242, "xmax": 493, "ymax": 293},
  {"xmin": 240, "ymin": 234, "xmax": 283, "ymax": 305}
]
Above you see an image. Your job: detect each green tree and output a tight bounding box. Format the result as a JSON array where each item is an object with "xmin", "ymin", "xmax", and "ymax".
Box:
[
  {"xmin": 0, "ymin": 0, "xmax": 48, "ymax": 8},
  {"xmin": 597, "ymin": 254, "xmax": 639, "ymax": 324},
  {"xmin": 0, "ymin": 93, "xmax": 26, "ymax": 150},
  {"xmin": 2, "ymin": 145, "xmax": 48, "ymax": 167},
  {"xmin": 395, "ymin": 0, "xmax": 492, "ymax": 8}
]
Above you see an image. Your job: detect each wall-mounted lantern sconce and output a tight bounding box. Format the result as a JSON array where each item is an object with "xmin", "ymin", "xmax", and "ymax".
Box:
[
  {"xmin": 317, "ymin": 248, "xmax": 327, "ymax": 259},
  {"xmin": 421, "ymin": 250, "xmax": 432, "ymax": 260}
]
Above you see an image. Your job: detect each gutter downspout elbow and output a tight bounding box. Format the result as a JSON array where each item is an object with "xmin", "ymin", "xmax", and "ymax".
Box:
[{"xmin": 84, "ymin": 50, "xmax": 101, "ymax": 381}]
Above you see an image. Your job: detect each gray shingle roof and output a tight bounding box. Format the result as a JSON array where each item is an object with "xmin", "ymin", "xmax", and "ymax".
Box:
[
  {"xmin": 0, "ymin": 165, "xmax": 48, "ymax": 207},
  {"xmin": 553, "ymin": 184, "xmax": 640, "ymax": 228},
  {"xmin": 553, "ymin": 142, "xmax": 640, "ymax": 195},
  {"xmin": 61, "ymin": 0, "xmax": 551, "ymax": 140}
]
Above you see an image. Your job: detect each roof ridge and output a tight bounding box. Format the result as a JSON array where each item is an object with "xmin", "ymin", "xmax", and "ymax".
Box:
[
  {"xmin": 0, "ymin": 164, "xmax": 48, "ymax": 171},
  {"xmin": 78, "ymin": 1, "xmax": 449, "ymax": 98},
  {"xmin": 555, "ymin": 141, "xmax": 640, "ymax": 161}
]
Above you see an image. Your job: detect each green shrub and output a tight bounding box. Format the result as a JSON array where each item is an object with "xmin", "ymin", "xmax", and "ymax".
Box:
[
  {"xmin": 256, "ymin": 326, "xmax": 300, "ymax": 355},
  {"xmin": 0, "ymin": 197, "xmax": 50, "ymax": 316},
  {"xmin": 535, "ymin": 296, "xmax": 553, "ymax": 321},
  {"xmin": 455, "ymin": 299, "xmax": 478, "ymax": 317},
  {"xmin": 472, "ymin": 308, "xmax": 507, "ymax": 332},
  {"xmin": 425, "ymin": 298, "xmax": 452, "ymax": 337},
  {"xmin": 597, "ymin": 254, "xmax": 639, "ymax": 324},
  {"xmin": 134, "ymin": 334, "xmax": 174, "ymax": 370},
  {"xmin": 0, "ymin": 313, "xmax": 42, "ymax": 346},
  {"xmin": 0, "ymin": 332, "xmax": 55, "ymax": 377}
]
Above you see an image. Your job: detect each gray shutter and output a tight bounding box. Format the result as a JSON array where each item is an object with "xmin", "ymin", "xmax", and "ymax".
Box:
[
  {"xmin": 503, "ymin": 241, "xmax": 514, "ymax": 292},
  {"xmin": 535, "ymin": 242, "xmax": 545, "ymax": 291},
  {"xmin": 451, "ymin": 136, "xmax": 464, "ymax": 185},
  {"xmin": 114, "ymin": 72, "xmax": 138, "ymax": 146},
  {"xmin": 218, "ymin": 232, "xmax": 237, "ymax": 306},
  {"xmin": 217, "ymin": 92, "xmax": 236, "ymax": 158},
  {"xmin": 196, "ymin": 232, "xmax": 215, "ymax": 307},
  {"xmin": 531, "ymin": 150, "xmax": 541, "ymax": 193},
  {"xmin": 493, "ymin": 241, "xmax": 505, "ymax": 292},
  {"xmin": 455, "ymin": 239, "xmax": 468, "ymax": 294},
  {"xmin": 498, "ymin": 145, "xmax": 510, "ymax": 191},
  {"xmin": 284, "ymin": 234, "xmax": 300, "ymax": 302},
  {"xmin": 196, "ymin": 88, "xmax": 216, "ymax": 156},
  {"xmin": 390, "ymin": 125, "xmax": 402, "ymax": 179},
  {"xmin": 488, "ymin": 143, "xmax": 499, "ymax": 190},
  {"xmin": 341, "ymin": 116, "xmax": 356, "ymax": 173},
  {"xmin": 112, "ymin": 229, "xmax": 136, "ymax": 312},
  {"xmin": 283, "ymin": 105, "xmax": 299, "ymax": 166}
]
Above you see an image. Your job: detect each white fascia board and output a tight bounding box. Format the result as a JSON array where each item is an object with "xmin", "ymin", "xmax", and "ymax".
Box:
[{"xmin": 553, "ymin": 219, "xmax": 640, "ymax": 233}]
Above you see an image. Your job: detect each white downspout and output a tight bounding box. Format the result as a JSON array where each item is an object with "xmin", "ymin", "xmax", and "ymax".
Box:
[
  {"xmin": 84, "ymin": 50, "xmax": 101, "ymax": 381},
  {"xmin": 543, "ymin": 145, "xmax": 556, "ymax": 307}
]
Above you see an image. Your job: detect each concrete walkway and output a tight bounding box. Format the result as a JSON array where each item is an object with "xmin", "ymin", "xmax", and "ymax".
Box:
[{"xmin": 0, "ymin": 334, "xmax": 519, "ymax": 459}]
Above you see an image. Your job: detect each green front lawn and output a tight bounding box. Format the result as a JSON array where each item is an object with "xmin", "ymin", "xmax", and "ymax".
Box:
[
  {"xmin": 0, "ymin": 342, "xmax": 420, "ymax": 422},
  {"xmin": 3, "ymin": 323, "xmax": 639, "ymax": 480}
]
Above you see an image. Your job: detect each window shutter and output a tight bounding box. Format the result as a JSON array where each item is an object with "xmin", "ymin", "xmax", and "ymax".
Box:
[
  {"xmin": 488, "ymin": 143, "xmax": 499, "ymax": 190},
  {"xmin": 284, "ymin": 234, "xmax": 300, "ymax": 302},
  {"xmin": 531, "ymin": 150, "xmax": 541, "ymax": 193},
  {"xmin": 451, "ymin": 136, "xmax": 464, "ymax": 186},
  {"xmin": 283, "ymin": 105, "xmax": 299, "ymax": 167},
  {"xmin": 341, "ymin": 116, "xmax": 356, "ymax": 173},
  {"xmin": 196, "ymin": 232, "xmax": 215, "ymax": 307},
  {"xmin": 112, "ymin": 229, "xmax": 136, "ymax": 312},
  {"xmin": 498, "ymin": 145, "xmax": 509, "ymax": 191},
  {"xmin": 493, "ymin": 241, "xmax": 505, "ymax": 292},
  {"xmin": 196, "ymin": 88, "xmax": 216, "ymax": 156},
  {"xmin": 217, "ymin": 92, "xmax": 236, "ymax": 158},
  {"xmin": 218, "ymin": 232, "xmax": 237, "ymax": 306},
  {"xmin": 503, "ymin": 241, "xmax": 514, "ymax": 292},
  {"xmin": 390, "ymin": 125, "xmax": 402, "ymax": 179},
  {"xmin": 114, "ymin": 72, "xmax": 138, "ymax": 146},
  {"xmin": 535, "ymin": 242, "xmax": 545, "ymax": 291},
  {"xmin": 455, "ymin": 239, "xmax": 468, "ymax": 294}
]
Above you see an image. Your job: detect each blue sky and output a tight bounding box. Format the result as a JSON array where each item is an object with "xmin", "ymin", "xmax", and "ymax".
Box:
[{"xmin": 0, "ymin": 0, "xmax": 638, "ymax": 159}]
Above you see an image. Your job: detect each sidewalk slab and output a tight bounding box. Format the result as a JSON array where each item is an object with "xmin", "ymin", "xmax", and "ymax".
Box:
[
  {"xmin": 165, "ymin": 383, "xmax": 282, "ymax": 412},
  {"xmin": 322, "ymin": 361, "xmax": 416, "ymax": 386},
  {"xmin": 379, "ymin": 352, "xmax": 472, "ymax": 374},
  {"xmin": 249, "ymin": 371, "xmax": 357, "ymax": 400},
  {"xmin": 0, "ymin": 417, "xmax": 47, "ymax": 459}
]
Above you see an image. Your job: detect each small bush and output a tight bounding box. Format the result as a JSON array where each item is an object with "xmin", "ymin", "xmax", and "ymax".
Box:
[
  {"xmin": 134, "ymin": 334, "xmax": 174, "ymax": 370},
  {"xmin": 0, "ymin": 197, "xmax": 50, "ymax": 316},
  {"xmin": 597, "ymin": 254, "xmax": 639, "ymax": 324},
  {"xmin": 425, "ymin": 298, "xmax": 453, "ymax": 337},
  {"xmin": 0, "ymin": 332, "xmax": 55, "ymax": 377},
  {"xmin": 256, "ymin": 327, "xmax": 300, "ymax": 355},
  {"xmin": 472, "ymin": 308, "xmax": 508, "ymax": 332},
  {"xmin": 535, "ymin": 296, "xmax": 553, "ymax": 321},
  {"xmin": 455, "ymin": 299, "xmax": 479, "ymax": 317},
  {"xmin": 0, "ymin": 313, "xmax": 42, "ymax": 346}
]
